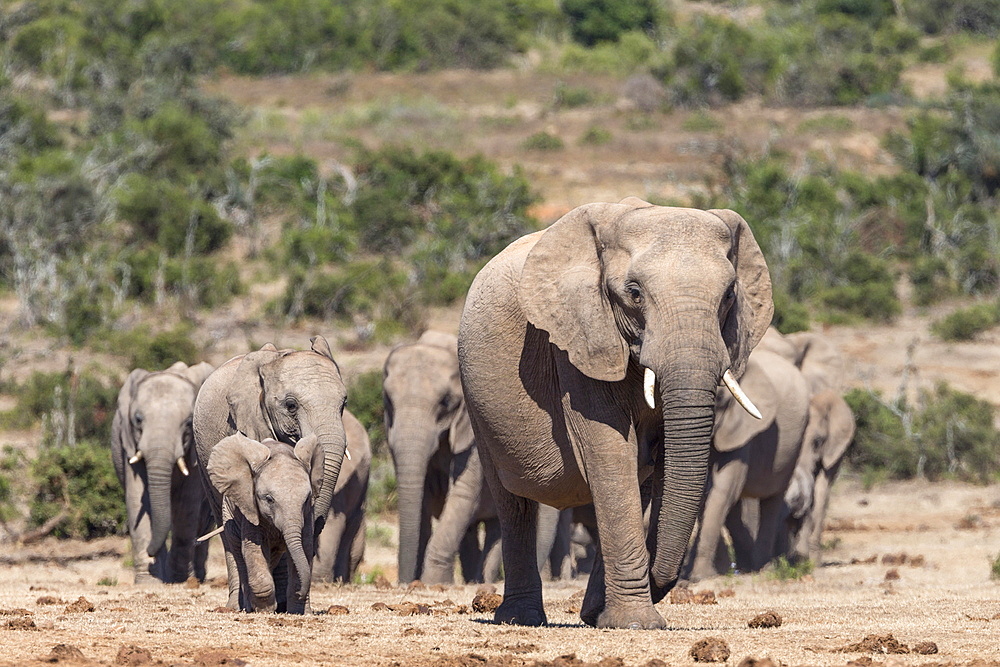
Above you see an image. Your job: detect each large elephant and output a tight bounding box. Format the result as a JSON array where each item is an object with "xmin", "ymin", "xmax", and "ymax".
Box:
[
  {"xmin": 383, "ymin": 330, "xmax": 500, "ymax": 585},
  {"xmin": 458, "ymin": 199, "xmax": 773, "ymax": 629},
  {"xmin": 684, "ymin": 349, "xmax": 810, "ymax": 581},
  {"xmin": 313, "ymin": 410, "xmax": 371, "ymax": 583},
  {"xmin": 193, "ymin": 337, "xmax": 348, "ymax": 612},
  {"xmin": 111, "ymin": 360, "xmax": 215, "ymax": 584},
  {"xmin": 784, "ymin": 389, "xmax": 856, "ymax": 561},
  {"xmin": 206, "ymin": 433, "xmax": 320, "ymax": 613}
]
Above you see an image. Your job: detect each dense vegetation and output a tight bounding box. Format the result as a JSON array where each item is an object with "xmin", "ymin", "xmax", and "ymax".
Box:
[{"xmin": 1, "ymin": 0, "xmax": 1000, "ymax": 538}]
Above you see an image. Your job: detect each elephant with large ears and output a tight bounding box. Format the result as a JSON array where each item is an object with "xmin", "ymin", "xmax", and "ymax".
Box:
[
  {"xmin": 784, "ymin": 389, "xmax": 855, "ymax": 561},
  {"xmin": 313, "ymin": 410, "xmax": 371, "ymax": 583},
  {"xmin": 206, "ymin": 433, "xmax": 321, "ymax": 613},
  {"xmin": 111, "ymin": 361, "xmax": 215, "ymax": 584},
  {"xmin": 384, "ymin": 330, "xmax": 501, "ymax": 585},
  {"xmin": 458, "ymin": 199, "xmax": 772, "ymax": 629},
  {"xmin": 193, "ymin": 337, "xmax": 348, "ymax": 611},
  {"xmin": 683, "ymin": 349, "xmax": 810, "ymax": 581}
]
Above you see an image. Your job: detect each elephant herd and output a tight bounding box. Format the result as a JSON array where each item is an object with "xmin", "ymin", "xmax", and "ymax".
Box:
[{"xmin": 109, "ymin": 198, "xmax": 856, "ymax": 628}]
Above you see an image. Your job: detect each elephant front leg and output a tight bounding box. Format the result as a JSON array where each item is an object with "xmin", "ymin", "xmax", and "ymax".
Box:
[
  {"xmin": 688, "ymin": 458, "xmax": 746, "ymax": 582},
  {"xmin": 582, "ymin": 443, "xmax": 665, "ymax": 630},
  {"xmin": 480, "ymin": 448, "xmax": 546, "ymax": 626},
  {"xmin": 241, "ymin": 537, "xmax": 276, "ymax": 612}
]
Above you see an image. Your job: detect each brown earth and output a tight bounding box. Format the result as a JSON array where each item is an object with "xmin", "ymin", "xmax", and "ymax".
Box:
[{"xmin": 2, "ymin": 479, "xmax": 1000, "ymax": 666}]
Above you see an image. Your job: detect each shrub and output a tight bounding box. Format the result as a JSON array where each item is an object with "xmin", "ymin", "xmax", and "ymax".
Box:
[
  {"xmin": 522, "ymin": 131, "xmax": 565, "ymax": 151},
  {"xmin": 9, "ymin": 370, "xmax": 118, "ymax": 442},
  {"xmin": 118, "ymin": 248, "xmax": 242, "ymax": 308},
  {"xmin": 914, "ymin": 383, "xmax": 1000, "ymax": 482},
  {"xmin": 681, "ymin": 111, "xmax": 722, "ymax": 132},
  {"xmin": 120, "ymin": 326, "xmax": 202, "ymax": 371},
  {"xmin": 771, "ymin": 289, "xmax": 810, "ymax": 334},
  {"xmin": 561, "ymin": 0, "xmax": 664, "ymax": 46},
  {"xmin": 843, "ymin": 388, "xmax": 914, "ymax": 479},
  {"xmin": 553, "ymin": 82, "xmax": 596, "ymax": 109},
  {"xmin": 347, "ymin": 370, "xmax": 386, "ymax": 458},
  {"xmin": 29, "ymin": 439, "xmax": 126, "ymax": 539},
  {"xmin": 931, "ymin": 303, "xmax": 1000, "ymax": 341},
  {"xmin": 366, "ymin": 458, "xmax": 397, "ymax": 514},
  {"xmin": 770, "ymin": 555, "xmax": 814, "ymax": 581},
  {"xmin": 579, "ymin": 126, "xmax": 613, "ymax": 146}
]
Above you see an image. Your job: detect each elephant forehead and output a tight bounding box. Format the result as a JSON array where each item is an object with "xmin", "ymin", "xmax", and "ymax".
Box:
[
  {"xmin": 385, "ymin": 346, "xmax": 457, "ymax": 390},
  {"xmin": 135, "ymin": 375, "xmax": 196, "ymax": 406},
  {"xmin": 266, "ymin": 352, "xmax": 345, "ymax": 386}
]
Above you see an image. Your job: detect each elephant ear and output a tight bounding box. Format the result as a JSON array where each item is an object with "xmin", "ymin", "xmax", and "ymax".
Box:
[
  {"xmin": 226, "ymin": 348, "xmax": 279, "ymax": 441},
  {"xmin": 208, "ymin": 433, "xmax": 271, "ymax": 526},
  {"xmin": 294, "ymin": 434, "xmax": 325, "ymax": 500},
  {"xmin": 821, "ymin": 392, "xmax": 856, "ymax": 470},
  {"xmin": 709, "ymin": 209, "xmax": 774, "ymax": 379},
  {"xmin": 184, "ymin": 361, "xmax": 215, "ymax": 389},
  {"xmin": 518, "ymin": 202, "xmax": 633, "ymax": 382},
  {"xmin": 712, "ymin": 354, "xmax": 779, "ymax": 452},
  {"xmin": 310, "ymin": 335, "xmax": 337, "ymax": 364},
  {"xmin": 115, "ymin": 369, "xmax": 150, "ymax": 458}
]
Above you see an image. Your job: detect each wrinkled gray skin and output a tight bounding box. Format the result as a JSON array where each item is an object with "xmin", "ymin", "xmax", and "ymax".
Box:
[
  {"xmin": 782, "ymin": 390, "xmax": 856, "ymax": 561},
  {"xmin": 206, "ymin": 434, "xmax": 320, "ymax": 613},
  {"xmin": 384, "ymin": 331, "xmax": 500, "ymax": 585},
  {"xmin": 458, "ymin": 199, "xmax": 773, "ymax": 628},
  {"xmin": 684, "ymin": 350, "xmax": 810, "ymax": 581},
  {"xmin": 111, "ymin": 361, "xmax": 214, "ymax": 584},
  {"xmin": 758, "ymin": 328, "xmax": 845, "ymax": 395},
  {"xmin": 193, "ymin": 337, "xmax": 348, "ymax": 612},
  {"xmin": 314, "ymin": 410, "xmax": 371, "ymax": 583}
]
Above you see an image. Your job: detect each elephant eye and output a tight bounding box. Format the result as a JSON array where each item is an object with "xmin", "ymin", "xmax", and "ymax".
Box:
[
  {"xmin": 284, "ymin": 397, "xmax": 298, "ymax": 413},
  {"xmin": 133, "ymin": 412, "xmax": 144, "ymax": 427},
  {"xmin": 263, "ymin": 493, "xmax": 275, "ymax": 504},
  {"xmin": 626, "ymin": 284, "xmax": 643, "ymax": 306}
]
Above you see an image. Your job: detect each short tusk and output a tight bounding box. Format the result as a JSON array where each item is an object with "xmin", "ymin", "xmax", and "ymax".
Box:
[
  {"xmin": 344, "ymin": 446, "xmax": 351, "ymax": 461},
  {"xmin": 643, "ymin": 367, "xmax": 656, "ymax": 409},
  {"xmin": 196, "ymin": 526, "xmax": 225, "ymax": 543},
  {"xmin": 128, "ymin": 451, "xmax": 143, "ymax": 465},
  {"xmin": 722, "ymin": 369, "xmax": 762, "ymax": 420},
  {"xmin": 176, "ymin": 457, "xmax": 189, "ymax": 476}
]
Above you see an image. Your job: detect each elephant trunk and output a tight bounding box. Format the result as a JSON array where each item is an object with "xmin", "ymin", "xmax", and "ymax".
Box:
[
  {"xmin": 310, "ymin": 424, "xmax": 347, "ymax": 526},
  {"xmin": 283, "ymin": 526, "xmax": 313, "ymax": 604},
  {"xmin": 644, "ymin": 336, "xmax": 722, "ymax": 602},
  {"xmin": 391, "ymin": 411, "xmax": 438, "ymax": 584},
  {"xmin": 146, "ymin": 452, "xmax": 175, "ymax": 561}
]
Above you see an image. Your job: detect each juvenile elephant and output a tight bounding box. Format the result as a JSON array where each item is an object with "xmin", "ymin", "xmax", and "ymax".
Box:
[
  {"xmin": 759, "ymin": 327, "xmax": 844, "ymax": 395},
  {"xmin": 458, "ymin": 199, "xmax": 773, "ymax": 628},
  {"xmin": 193, "ymin": 337, "xmax": 349, "ymax": 612},
  {"xmin": 684, "ymin": 349, "xmax": 810, "ymax": 581},
  {"xmin": 313, "ymin": 410, "xmax": 371, "ymax": 583},
  {"xmin": 206, "ymin": 433, "xmax": 320, "ymax": 613},
  {"xmin": 784, "ymin": 389, "xmax": 855, "ymax": 561},
  {"xmin": 383, "ymin": 331, "xmax": 500, "ymax": 585},
  {"xmin": 111, "ymin": 360, "xmax": 215, "ymax": 583}
]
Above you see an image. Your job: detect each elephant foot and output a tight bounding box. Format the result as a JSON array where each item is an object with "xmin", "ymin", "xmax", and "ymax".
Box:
[
  {"xmin": 592, "ymin": 604, "xmax": 666, "ymax": 630},
  {"xmin": 494, "ymin": 597, "xmax": 547, "ymax": 627},
  {"xmin": 133, "ymin": 571, "xmax": 158, "ymax": 586}
]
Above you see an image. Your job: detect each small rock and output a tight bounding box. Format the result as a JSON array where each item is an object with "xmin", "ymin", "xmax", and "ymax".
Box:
[
  {"xmin": 371, "ymin": 602, "xmax": 391, "ymax": 612},
  {"xmin": 208, "ymin": 606, "xmax": 236, "ymax": 613},
  {"xmin": 737, "ymin": 658, "xmax": 779, "ymax": 667},
  {"xmin": 35, "ymin": 596, "xmax": 65, "ymax": 606},
  {"xmin": 718, "ymin": 588, "xmax": 736, "ymax": 598},
  {"xmin": 835, "ymin": 634, "xmax": 910, "ymax": 654},
  {"xmin": 208, "ymin": 576, "xmax": 227, "ymax": 589},
  {"xmin": 402, "ymin": 627, "xmax": 424, "ymax": 636},
  {"xmin": 690, "ymin": 637, "xmax": 730, "ymax": 663},
  {"xmin": 115, "ymin": 644, "xmax": 153, "ymax": 665},
  {"xmin": 912, "ymin": 641, "xmax": 938, "ymax": 655},
  {"xmin": 884, "ymin": 569, "xmax": 900, "ymax": 581},
  {"xmin": 471, "ymin": 591, "xmax": 502, "ymax": 613},
  {"xmin": 374, "ymin": 575, "xmax": 393, "ymax": 590},
  {"xmin": 748, "ymin": 611, "xmax": 782, "ymax": 629},
  {"xmin": 43, "ymin": 644, "xmax": 85, "ymax": 662},
  {"xmin": 406, "ymin": 580, "xmax": 426, "ymax": 592},
  {"xmin": 184, "ymin": 577, "xmax": 200, "ymax": 589},
  {"xmin": 5, "ymin": 617, "xmax": 37, "ymax": 630},
  {"xmin": 327, "ymin": 605, "xmax": 350, "ymax": 615},
  {"xmin": 64, "ymin": 597, "xmax": 95, "ymax": 613}
]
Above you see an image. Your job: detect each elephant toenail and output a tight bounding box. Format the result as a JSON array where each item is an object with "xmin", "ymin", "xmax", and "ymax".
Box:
[{"xmin": 628, "ymin": 622, "xmax": 641, "ymax": 630}]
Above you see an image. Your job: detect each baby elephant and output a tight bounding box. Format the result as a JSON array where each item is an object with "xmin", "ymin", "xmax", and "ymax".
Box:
[{"xmin": 206, "ymin": 433, "xmax": 323, "ymax": 614}]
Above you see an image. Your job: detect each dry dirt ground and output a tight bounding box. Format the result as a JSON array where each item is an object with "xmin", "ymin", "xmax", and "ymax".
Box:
[{"xmin": 3, "ymin": 479, "xmax": 1000, "ymax": 666}]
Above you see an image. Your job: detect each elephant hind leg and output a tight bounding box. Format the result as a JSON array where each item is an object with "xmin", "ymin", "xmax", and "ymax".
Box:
[
  {"xmin": 458, "ymin": 524, "xmax": 483, "ymax": 584},
  {"xmin": 482, "ymin": 519, "xmax": 502, "ymax": 583}
]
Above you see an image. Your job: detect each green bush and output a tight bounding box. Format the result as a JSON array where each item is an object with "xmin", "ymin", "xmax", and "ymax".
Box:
[
  {"xmin": 771, "ymin": 289, "xmax": 810, "ymax": 334},
  {"xmin": 522, "ymin": 131, "xmax": 565, "ymax": 150},
  {"xmin": 579, "ymin": 126, "xmax": 613, "ymax": 145},
  {"xmin": 931, "ymin": 303, "xmax": 1000, "ymax": 341},
  {"xmin": 29, "ymin": 439, "xmax": 125, "ymax": 539},
  {"xmin": 909, "ymin": 256, "xmax": 954, "ymax": 306},
  {"xmin": 118, "ymin": 248, "xmax": 242, "ymax": 308},
  {"xmin": 347, "ymin": 370, "xmax": 386, "ymax": 458},
  {"xmin": 553, "ymin": 82, "xmax": 596, "ymax": 109},
  {"xmin": 843, "ymin": 388, "xmax": 915, "ymax": 479},
  {"xmin": 561, "ymin": 0, "xmax": 664, "ymax": 46},
  {"xmin": 7, "ymin": 370, "xmax": 118, "ymax": 443}
]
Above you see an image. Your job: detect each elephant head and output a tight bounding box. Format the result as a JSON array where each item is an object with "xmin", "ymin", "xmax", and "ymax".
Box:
[
  {"xmin": 801, "ymin": 390, "xmax": 856, "ymax": 476},
  {"xmin": 382, "ymin": 331, "xmax": 472, "ymax": 583},
  {"xmin": 518, "ymin": 199, "xmax": 773, "ymax": 596},
  {"xmin": 207, "ymin": 433, "xmax": 322, "ymax": 612},
  {"xmin": 225, "ymin": 337, "xmax": 348, "ymax": 527},
  {"xmin": 115, "ymin": 361, "xmax": 214, "ymax": 561}
]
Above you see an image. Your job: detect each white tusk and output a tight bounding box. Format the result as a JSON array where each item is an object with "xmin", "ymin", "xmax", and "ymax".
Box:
[
  {"xmin": 344, "ymin": 446, "xmax": 351, "ymax": 461},
  {"xmin": 176, "ymin": 457, "xmax": 190, "ymax": 476},
  {"xmin": 643, "ymin": 367, "xmax": 656, "ymax": 409},
  {"xmin": 196, "ymin": 526, "xmax": 225, "ymax": 543},
  {"xmin": 722, "ymin": 369, "xmax": 762, "ymax": 420},
  {"xmin": 128, "ymin": 451, "xmax": 143, "ymax": 465}
]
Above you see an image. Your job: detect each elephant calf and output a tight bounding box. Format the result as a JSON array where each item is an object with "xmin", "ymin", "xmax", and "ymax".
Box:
[{"xmin": 111, "ymin": 360, "xmax": 215, "ymax": 584}]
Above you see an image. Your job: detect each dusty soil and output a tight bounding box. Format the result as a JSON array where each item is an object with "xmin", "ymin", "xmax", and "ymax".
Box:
[{"xmin": 3, "ymin": 479, "xmax": 1000, "ymax": 666}]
